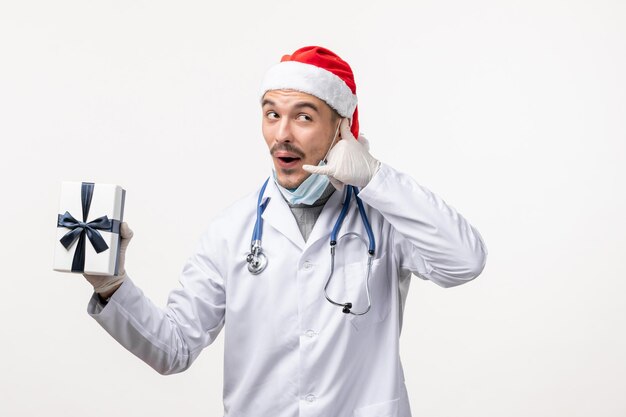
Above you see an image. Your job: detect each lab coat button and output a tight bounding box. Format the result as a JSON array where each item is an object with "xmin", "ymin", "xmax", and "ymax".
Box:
[
  {"xmin": 303, "ymin": 261, "xmax": 313, "ymax": 270},
  {"xmin": 305, "ymin": 394, "xmax": 316, "ymax": 403},
  {"xmin": 305, "ymin": 329, "xmax": 317, "ymax": 338}
]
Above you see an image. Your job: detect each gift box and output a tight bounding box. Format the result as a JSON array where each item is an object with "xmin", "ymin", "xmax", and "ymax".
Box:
[{"xmin": 53, "ymin": 182, "xmax": 126, "ymax": 275}]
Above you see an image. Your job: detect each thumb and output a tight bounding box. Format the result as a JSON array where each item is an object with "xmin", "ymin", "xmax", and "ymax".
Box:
[
  {"xmin": 119, "ymin": 222, "xmax": 134, "ymax": 251},
  {"xmin": 302, "ymin": 164, "xmax": 334, "ymax": 176},
  {"xmin": 120, "ymin": 222, "xmax": 134, "ymax": 240}
]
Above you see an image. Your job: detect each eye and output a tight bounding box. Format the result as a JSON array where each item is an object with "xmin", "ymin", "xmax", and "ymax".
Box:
[
  {"xmin": 297, "ymin": 113, "xmax": 312, "ymax": 122},
  {"xmin": 265, "ymin": 111, "xmax": 279, "ymax": 120}
]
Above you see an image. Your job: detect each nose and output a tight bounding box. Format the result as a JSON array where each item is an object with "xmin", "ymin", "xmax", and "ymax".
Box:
[{"xmin": 275, "ymin": 118, "xmax": 293, "ymax": 143}]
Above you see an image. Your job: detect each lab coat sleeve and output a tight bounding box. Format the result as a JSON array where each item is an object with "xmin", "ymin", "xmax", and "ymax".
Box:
[
  {"xmin": 357, "ymin": 163, "xmax": 487, "ymax": 287},
  {"xmin": 86, "ymin": 229, "xmax": 226, "ymax": 375}
]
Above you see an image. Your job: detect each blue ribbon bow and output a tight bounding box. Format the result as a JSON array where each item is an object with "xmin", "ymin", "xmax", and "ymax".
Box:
[{"xmin": 57, "ymin": 182, "xmax": 120, "ymax": 272}]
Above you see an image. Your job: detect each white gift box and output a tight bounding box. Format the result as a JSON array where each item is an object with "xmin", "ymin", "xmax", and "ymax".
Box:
[{"xmin": 53, "ymin": 182, "xmax": 126, "ymax": 275}]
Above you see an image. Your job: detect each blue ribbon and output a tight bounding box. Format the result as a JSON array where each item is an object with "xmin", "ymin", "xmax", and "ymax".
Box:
[{"xmin": 57, "ymin": 182, "xmax": 120, "ymax": 272}]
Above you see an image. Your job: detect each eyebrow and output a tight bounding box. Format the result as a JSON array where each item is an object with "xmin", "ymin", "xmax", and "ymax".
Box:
[
  {"xmin": 293, "ymin": 101, "xmax": 319, "ymax": 113},
  {"xmin": 261, "ymin": 99, "xmax": 320, "ymax": 113}
]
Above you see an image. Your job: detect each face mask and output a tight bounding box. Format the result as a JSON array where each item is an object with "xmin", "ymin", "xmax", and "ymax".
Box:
[
  {"xmin": 272, "ymin": 119, "xmax": 342, "ymax": 205},
  {"xmin": 273, "ymin": 161, "xmax": 330, "ymax": 205}
]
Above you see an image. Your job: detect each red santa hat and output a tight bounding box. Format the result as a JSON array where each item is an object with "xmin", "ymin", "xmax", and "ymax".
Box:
[{"xmin": 260, "ymin": 46, "xmax": 360, "ymax": 138}]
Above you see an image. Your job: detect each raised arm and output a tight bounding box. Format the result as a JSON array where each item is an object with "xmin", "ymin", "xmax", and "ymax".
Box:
[
  {"xmin": 303, "ymin": 118, "xmax": 487, "ymax": 287},
  {"xmin": 358, "ymin": 163, "xmax": 487, "ymax": 287}
]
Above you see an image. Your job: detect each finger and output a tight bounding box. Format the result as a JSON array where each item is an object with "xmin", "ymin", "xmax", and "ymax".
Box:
[
  {"xmin": 302, "ymin": 164, "xmax": 334, "ymax": 176},
  {"xmin": 340, "ymin": 118, "xmax": 355, "ymax": 141},
  {"xmin": 120, "ymin": 222, "xmax": 134, "ymax": 240},
  {"xmin": 357, "ymin": 133, "xmax": 370, "ymax": 151}
]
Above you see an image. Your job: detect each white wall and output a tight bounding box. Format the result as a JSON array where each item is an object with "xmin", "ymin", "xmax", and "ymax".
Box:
[{"xmin": 1, "ymin": 1, "xmax": 625, "ymax": 416}]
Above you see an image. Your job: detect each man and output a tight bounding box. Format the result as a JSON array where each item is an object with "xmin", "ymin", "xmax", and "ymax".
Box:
[{"xmin": 85, "ymin": 46, "xmax": 487, "ymax": 417}]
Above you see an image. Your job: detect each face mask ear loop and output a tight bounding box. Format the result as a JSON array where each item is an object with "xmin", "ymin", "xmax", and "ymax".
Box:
[{"xmin": 323, "ymin": 118, "xmax": 344, "ymax": 164}]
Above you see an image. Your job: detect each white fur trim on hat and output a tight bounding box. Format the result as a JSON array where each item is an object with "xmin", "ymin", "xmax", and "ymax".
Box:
[{"xmin": 260, "ymin": 61, "xmax": 357, "ymax": 117}]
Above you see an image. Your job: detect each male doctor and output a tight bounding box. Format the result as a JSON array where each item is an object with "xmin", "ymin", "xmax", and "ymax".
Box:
[{"xmin": 84, "ymin": 46, "xmax": 487, "ymax": 417}]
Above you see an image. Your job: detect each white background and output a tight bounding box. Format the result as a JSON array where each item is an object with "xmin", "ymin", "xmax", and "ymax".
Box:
[{"xmin": 1, "ymin": 1, "xmax": 625, "ymax": 416}]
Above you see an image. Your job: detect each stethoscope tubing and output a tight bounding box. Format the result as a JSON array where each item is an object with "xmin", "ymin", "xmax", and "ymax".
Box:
[
  {"xmin": 252, "ymin": 178, "xmax": 271, "ymax": 242},
  {"xmin": 247, "ymin": 178, "xmax": 376, "ymax": 315},
  {"xmin": 247, "ymin": 178, "xmax": 271, "ymax": 274},
  {"xmin": 353, "ymin": 187, "xmax": 375, "ymax": 254},
  {"xmin": 324, "ymin": 185, "xmax": 375, "ymax": 315}
]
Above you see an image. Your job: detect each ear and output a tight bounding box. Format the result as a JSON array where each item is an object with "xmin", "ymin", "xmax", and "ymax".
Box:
[
  {"xmin": 335, "ymin": 118, "xmax": 345, "ymax": 140},
  {"xmin": 340, "ymin": 117, "xmax": 352, "ymax": 138}
]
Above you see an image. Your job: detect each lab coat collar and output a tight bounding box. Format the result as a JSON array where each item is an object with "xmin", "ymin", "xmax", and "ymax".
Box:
[
  {"xmin": 262, "ymin": 178, "xmax": 344, "ymax": 252},
  {"xmin": 262, "ymin": 179, "xmax": 306, "ymax": 250}
]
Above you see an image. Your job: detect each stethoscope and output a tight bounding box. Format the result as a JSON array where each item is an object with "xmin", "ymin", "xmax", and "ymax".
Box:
[{"xmin": 246, "ymin": 177, "xmax": 376, "ymax": 316}]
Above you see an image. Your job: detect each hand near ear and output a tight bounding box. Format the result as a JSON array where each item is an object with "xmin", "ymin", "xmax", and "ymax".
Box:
[{"xmin": 303, "ymin": 118, "xmax": 380, "ymax": 190}]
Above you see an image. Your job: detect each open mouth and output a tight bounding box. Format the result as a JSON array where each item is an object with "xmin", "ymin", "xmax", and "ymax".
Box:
[
  {"xmin": 278, "ymin": 156, "xmax": 301, "ymax": 163},
  {"xmin": 273, "ymin": 148, "xmax": 304, "ymax": 169},
  {"xmin": 275, "ymin": 155, "xmax": 302, "ymax": 170}
]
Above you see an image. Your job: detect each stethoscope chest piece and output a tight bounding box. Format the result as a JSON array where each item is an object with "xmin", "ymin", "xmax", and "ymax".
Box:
[
  {"xmin": 246, "ymin": 249, "xmax": 267, "ymax": 275},
  {"xmin": 246, "ymin": 178, "xmax": 271, "ymax": 275}
]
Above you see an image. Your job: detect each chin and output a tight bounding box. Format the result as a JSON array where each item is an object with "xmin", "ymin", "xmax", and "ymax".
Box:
[
  {"xmin": 277, "ymin": 177, "xmax": 302, "ymax": 189},
  {"xmin": 276, "ymin": 171, "xmax": 308, "ymax": 189}
]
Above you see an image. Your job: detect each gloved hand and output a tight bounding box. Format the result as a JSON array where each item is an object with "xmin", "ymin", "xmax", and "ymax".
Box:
[
  {"xmin": 83, "ymin": 222, "xmax": 133, "ymax": 296},
  {"xmin": 303, "ymin": 118, "xmax": 380, "ymax": 190}
]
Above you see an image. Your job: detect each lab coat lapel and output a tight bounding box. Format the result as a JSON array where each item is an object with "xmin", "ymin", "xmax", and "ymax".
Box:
[{"xmin": 262, "ymin": 180, "xmax": 306, "ymax": 250}]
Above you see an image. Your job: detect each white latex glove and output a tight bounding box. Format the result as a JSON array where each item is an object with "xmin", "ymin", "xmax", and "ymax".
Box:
[
  {"xmin": 83, "ymin": 222, "xmax": 133, "ymax": 294},
  {"xmin": 303, "ymin": 118, "xmax": 380, "ymax": 190}
]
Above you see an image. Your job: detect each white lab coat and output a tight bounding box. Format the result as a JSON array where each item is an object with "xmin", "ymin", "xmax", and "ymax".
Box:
[{"xmin": 87, "ymin": 163, "xmax": 487, "ymax": 417}]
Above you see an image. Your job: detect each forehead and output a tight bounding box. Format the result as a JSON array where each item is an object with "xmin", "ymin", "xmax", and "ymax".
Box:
[{"xmin": 262, "ymin": 89, "xmax": 331, "ymax": 112}]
